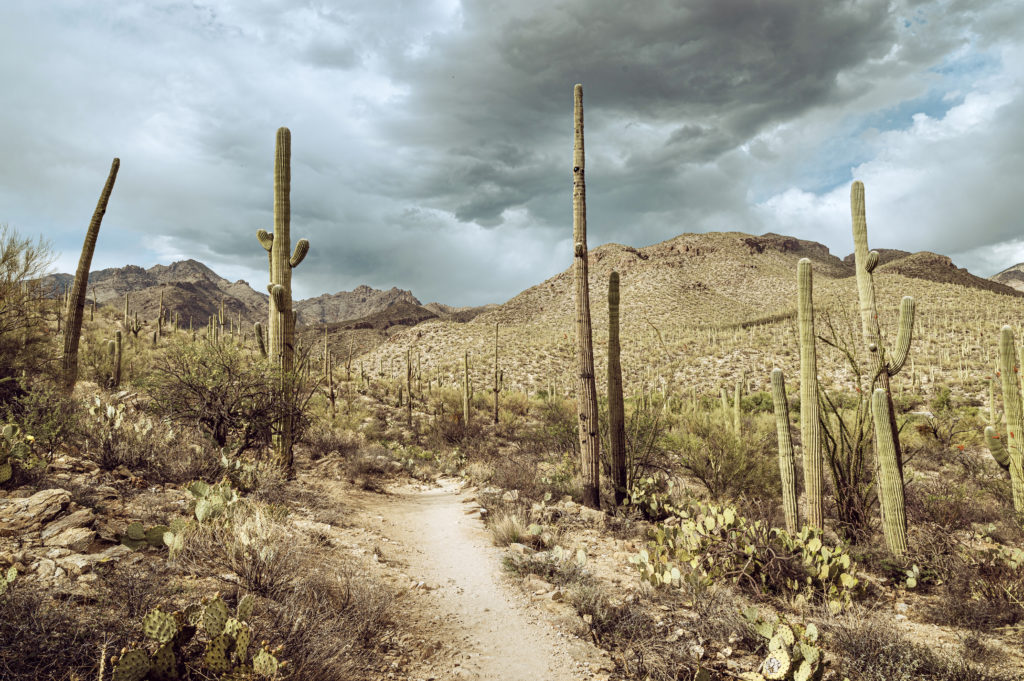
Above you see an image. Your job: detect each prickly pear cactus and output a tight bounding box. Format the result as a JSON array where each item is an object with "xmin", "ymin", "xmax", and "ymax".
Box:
[
  {"xmin": 203, "ymin": 596, "xmax": 231, "ymax": 637},
  {"xmin": 0, "ymin": 565, "xmax": 17, "ymax": 595},
  {"xmin": 743, "ymin": 609, "xmax": 825, "ymax": 681},
  {"xmin": 111, "ymin": 648, "xmax": 151, "ymax": 681},
  {"xmin": 142, "ymin": 607, "xmax": 179, "ymax": 644}
]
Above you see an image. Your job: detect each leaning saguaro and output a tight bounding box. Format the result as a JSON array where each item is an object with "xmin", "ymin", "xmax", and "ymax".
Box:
[
  {"xmin": 256, "ymin": 128, "xmax": 309, "ymax": 476},
  {"xmin": 61, "ymin": 158, "xmax": 120, "ymax": 393},
  {"xmin": 572, "ymin": 84, "xmax": 601, "ymax": 509}
]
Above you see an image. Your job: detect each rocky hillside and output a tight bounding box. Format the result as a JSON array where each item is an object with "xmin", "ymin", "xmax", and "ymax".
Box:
[
  {"xmin": 991, "ymin": 262, "xmax": 1024, "ymax": 293},
  {"xmin": 40, "ymin": 263, "xmax": 437, "ymax": 332},
  {"xmin": 358, "ymin": 230, "xmax": 1024, "ymax": 398}
]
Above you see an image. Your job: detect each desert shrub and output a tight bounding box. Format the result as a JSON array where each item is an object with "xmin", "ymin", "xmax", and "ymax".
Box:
[
  {"xmin": 924, "ymin": 544, "xmax": 1024, "ymax": 631},
  {"xmin": 520, "ymin": 395, "xmax": 578, "ymax": 458},
  {"xmin": 0, "ymin": 225, "xmax": 55, "ymax": 407},
  {"xmin": 173, "ymin": 500, "xmax": 298, "ymax": 599},
  {"xmin": 145, "ymin": 338, "xmax": 314, "ymax": 456},
  {"xmin": 826, "ymin": 612, "xmax": 1013, "ymax": 680},
  {"xmin": 3, "ymin": 378, "xmax": 82, "ymax": 459},
  {"xmin": 905, "ymin": 478, "xmax": 1000, "ymax": 531},
  {"xmin": 668, "ymin": 411, "xmax": 778, "ymax": 501},
  {"xmin": 0, "ymin": 579, "xmax": 129, "ymax": 680},
  {"xmin": 489, "ymin": 510, "xmax": 533, "ymax": 546},
  {"xmin": 260, "ymin": 571, "xmax": 396, "ymax": 681},
  {"xmin": 304, "ymin": 424, "xmax": 361, "ymax": 461}
]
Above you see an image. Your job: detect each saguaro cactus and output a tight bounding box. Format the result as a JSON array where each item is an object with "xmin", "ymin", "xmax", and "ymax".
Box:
[
  {"xmin": 572, "ymin": 83, "xmax": 602, "ymax": 510},
  {"xmin": 797, "ymin": 258, "xmax": 823, "ymax": 529},
  {"xmin": 871, "ymin": 388, "xmax": 909, "ymax": 555},
  {"xmin": 109, "ymin": 330, "xmax": 122, "ymax": 388},
  {"xmin": 608, "ymin": 271, "xmax": 627, "ymax": 505},
  {"xmin": 851, "ymin": 181, "xmax": 916, "ymax": 475},
  {"xmin": 770, "ymin": 368, "xmax": 799, "ymax": 533},
  {"xmin": 463, "ymin": 350, "xmax": 471, "ymax": 427},
  {"xmin": 492, "ymin": 323, "xmax": 504, "ymax": 424},
  {"xmin": 983, "ymin": 327, "xmax": 1024, "ymax": 512},
  {"xmin": 256, "ymin": 128, "xmax": 310, "ymax": 476},
  {"xmin": 62, "ymin": 158, "xmax": 120, "ymax": 393}
]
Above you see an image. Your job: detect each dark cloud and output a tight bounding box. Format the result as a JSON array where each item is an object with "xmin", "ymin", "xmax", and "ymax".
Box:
[{"xmin": 0, "ymin": 0, "xmax": 1021, "ymax": 305}]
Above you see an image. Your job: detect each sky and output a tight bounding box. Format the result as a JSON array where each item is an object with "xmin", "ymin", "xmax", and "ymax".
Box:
[{"xmin": 0, "ymin": 1, "xmax": 1022, "ymax": 306}]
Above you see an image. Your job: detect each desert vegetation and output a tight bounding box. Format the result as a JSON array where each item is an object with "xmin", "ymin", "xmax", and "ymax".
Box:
[{"xmin": 2, "ymin": 98, "xmax": 1023, "ymax": 681}]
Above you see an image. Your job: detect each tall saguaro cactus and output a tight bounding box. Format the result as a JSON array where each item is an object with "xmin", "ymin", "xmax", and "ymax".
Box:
[
  {"xmin": 851, "ymin": 181, "xmax": 916, "ymax": 474},
  {"xmin": 608, "ymin": 271, "xmax": 627, "ymax": 505},
  {"xmin": 871, "ymin": 389, "xmax": 909, "ymax": 555},
  {"xmin": 61, "ymin": 158, "xmax": 120, "ymax": 393},
  {"xmin": 797, "ymin": 258, "xmax": 823, "ymax": 529},
  {"xmin": 572, "ymin": 83, "xmax": 601, "ymax": 509},
  {"xmin": 256, "ymin": 128, "xmax": 310, "ymax": 476},
  {"xmin": 770, "ymin": 368, "xmax": 800, "ymax": 534},
  {"xmin": 984, "ymin": 326, "xmax": 1024, "ymax": 512}
]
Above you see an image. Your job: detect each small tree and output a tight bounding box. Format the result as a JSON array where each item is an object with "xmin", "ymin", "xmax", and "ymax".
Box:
[
  {"xmin": 0, "ymin": 224, "xmax": 55, "ymax": 406},
  {"xmin": 146, "ymin": 339, "xmax": 313, "ymax": 457}
]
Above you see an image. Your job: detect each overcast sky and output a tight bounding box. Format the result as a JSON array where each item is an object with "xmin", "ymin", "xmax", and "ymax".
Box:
[{"xmin": 1, "ymin": 1, "xmax": 1021, "ymax": 305}]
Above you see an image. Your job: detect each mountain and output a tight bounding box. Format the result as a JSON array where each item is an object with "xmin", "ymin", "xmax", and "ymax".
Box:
[
  {"xmin": 991, "ymin": 263, "xmax": 1024, "ymax": 293},
  {"xmin": 293, "ymin": 285, "xmax": 421, "ymax": 327},
  {"xmin": 842, "ymin": 250, "xmax": 1024, "ymax": 298},
  {"xmin": 355, "ymin": 230, "xmax": 1024, "ymax": 398},
  {"xmin": 40, "ymin": 262, "xmax": 436, "ymax": 333}
]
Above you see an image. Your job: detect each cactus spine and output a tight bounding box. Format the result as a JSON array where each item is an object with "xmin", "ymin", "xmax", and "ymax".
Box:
[
  {"xmin": 871, "ymin": 388, "xmax": 909, "ymax": 555},
  {"xmin": 987, "ymin": 326, "xmax": 1024, "ymax": 512},
  {"xmin": 770, "ymin": 368, "xmax": 799, "ymax": 533},
  {"xmin": 797, "ymin": 258, "xmax": 823, "ymax": 529},
  {"xmin": 608, "ymin": 271, "xmax": 627, "ymax": 505},
  {"xmin": 572, "ymin": 83, "xmax": 601, "ymax": 510},
  {"xmin": 61, "ymin": 158, "xmax": 120, "ymax": 393},
  {"xmin": 258, "ymin": 127, "xmax": 309, "ymax": 476}
]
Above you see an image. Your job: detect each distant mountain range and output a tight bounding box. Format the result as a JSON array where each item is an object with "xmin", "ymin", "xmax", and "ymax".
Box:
[
  {"xmin": 40, "ymin": 259, "xmax": 494, "ymax": 332},
  {"xmin": 41, "ymin": 233, "xmax": 1022, "ymax": 370}
]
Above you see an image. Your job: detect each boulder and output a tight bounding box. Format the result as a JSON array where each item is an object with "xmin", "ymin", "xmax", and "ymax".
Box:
[
  {"xmin": 43, "ymin": 527, "xmax": 96, "ymax": 552},
  {"xmin": 41, "ymin": 508, "xmax": 95, "ymax": 542},
  {"xmin": 0, "ymin": 489, "xmax": 71, "ymax": 536}
]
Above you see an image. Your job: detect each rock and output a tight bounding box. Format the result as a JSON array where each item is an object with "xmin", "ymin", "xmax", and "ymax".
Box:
[
  {"xmin": 523, "ymin": 574, "xmax": 554, "ymax": 594},
  {"xmin": 44, "ymin": 527, "xmax": 96, "ymax": 552},
  {"xmin": 543, "ymin": 600, "xmax": 577, "ymax": 619},
  {"xmin": 41, "ymin": 508, "xmax": 96, "ymax": 542},
  {"xmin": 579, "ymin": 506, "xmax": 606, "ymax": 525},
  {"xmin": 57, "ymin": 553, "xmax": 101, "ymax": 576},
  {"xmin": 507, "ymin": 542, "xmax": 533, "ymax": 556},
  {"xmin": 33, "ymin": 557, "xmax": 57, "ymax": 580},
  {"xmin": 99, "ymin": 544, "xmax": 133, "ymax": 560},
  {"xmin": 501, "ymin": 490, "xmax": 519, "ymax": 502},
  {"xmin": 0, "ymin": 489, "xmax": 71, "ymax": 535},
  {"xmin": 44, "ymin": 548, "xmax": 72, "ymax": 559},
  {"xmin": 895, "ymin": 602, "xmax": 910, "ymax": 614}
]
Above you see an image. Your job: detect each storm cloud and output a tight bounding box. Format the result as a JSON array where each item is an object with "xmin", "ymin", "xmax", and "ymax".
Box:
[{"xmin": 0, "ymin": 0, "xmax": 1021, "ymax": 304}]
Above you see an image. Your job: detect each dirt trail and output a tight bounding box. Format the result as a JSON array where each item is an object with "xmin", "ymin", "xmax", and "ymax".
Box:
[{"xmin": 354, "ymin": 478, "xmax": 608, "ymax": 681}]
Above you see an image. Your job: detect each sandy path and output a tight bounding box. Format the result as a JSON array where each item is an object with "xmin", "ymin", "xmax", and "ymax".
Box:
[{"xmin": 356, "ymin": 478, "xmax": 607, "ymax": 681}]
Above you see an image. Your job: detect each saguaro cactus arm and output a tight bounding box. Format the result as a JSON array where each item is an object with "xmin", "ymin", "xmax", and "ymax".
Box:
[
  {"xmin": 871, "ymin": 388, "xmax": 909, "ymax": 556},
  {"xmin": 888, "ymin": 296, "xmax": 915, "ymax": 375},
  {"xmin": 984, "ymin": 426, "xmax": 1012, "ymax": 472}
]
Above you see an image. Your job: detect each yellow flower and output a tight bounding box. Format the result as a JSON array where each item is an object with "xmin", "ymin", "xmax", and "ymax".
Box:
[{"xmin": 25, "ymin": 435, "xmax": 35, "ymax": 443}]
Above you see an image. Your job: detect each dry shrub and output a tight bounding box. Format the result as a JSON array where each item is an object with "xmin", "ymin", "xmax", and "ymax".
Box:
[
  {"xmin": 258, "ymin": 570, "xmax": 396, "ymax": 681},
  {"xmin": 0, "ymin": 580, "xmax": 127, "ymax": 681},
  {"xmin": 488, "ymin": 510, "xmax": 539, "ymax": 547},
  {"xmin": 304, "ymin": 424, "xmax": 361, "ymax": 461},
  {"xmin": 826, "ymin": 610, "xmax": 1013, "ymax": 681},
  {"xmin": 926, "ymin": 558, "xmax": 1024, "ymax": 631},
  {"xmin": 174, "ymin": 502, "xmax": 299, "ymax": 599},
  {"xmin": 905, "ymin": 478, "xmax": 1002, "ymax": 531}
]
